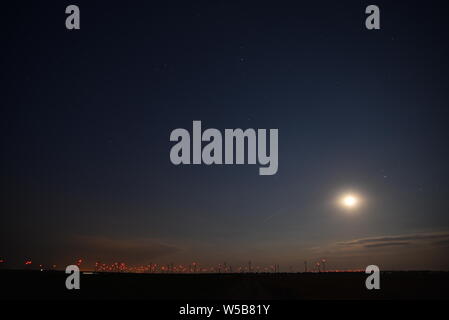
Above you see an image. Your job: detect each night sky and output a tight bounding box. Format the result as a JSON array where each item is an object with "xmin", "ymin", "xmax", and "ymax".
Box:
[{"xmin": 1, "ymin": 0, "xmax": 449, "ymax": 271}]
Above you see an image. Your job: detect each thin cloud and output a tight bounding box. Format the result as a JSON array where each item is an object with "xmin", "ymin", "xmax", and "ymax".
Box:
[
  {"xmin": 363, "ymin": 242, "xmax": 410, "ymax": 248},
  {"xmin": 337, "ymin": 231, "xmax": 449, "ymax": 249}
]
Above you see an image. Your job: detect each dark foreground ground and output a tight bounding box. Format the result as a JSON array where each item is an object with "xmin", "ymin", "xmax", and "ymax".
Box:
[{"xmin": 1, "ymin": 270, "xmax": 448, "ymax": 300}]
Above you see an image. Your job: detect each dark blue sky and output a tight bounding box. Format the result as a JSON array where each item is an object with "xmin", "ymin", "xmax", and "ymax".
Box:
[{"xmin": 1, "ymin": 0, "xmax": 449, "ymax": 270}]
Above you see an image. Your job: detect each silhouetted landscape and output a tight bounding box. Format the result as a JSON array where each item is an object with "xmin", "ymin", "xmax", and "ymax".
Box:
[{"xmin": 1, "ymin": 270, "xmax": 448, "ymax": 300}]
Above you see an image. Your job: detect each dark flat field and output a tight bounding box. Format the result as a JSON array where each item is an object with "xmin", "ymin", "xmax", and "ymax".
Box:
[{"xmin": 1, "ymin": 270, "xmax": 448, "ymax": 300}]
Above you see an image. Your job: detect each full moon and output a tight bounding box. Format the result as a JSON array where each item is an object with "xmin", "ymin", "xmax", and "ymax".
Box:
[{"xmin": 340, "ymin": 194, "xmax": 359, "ymax": 209}]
